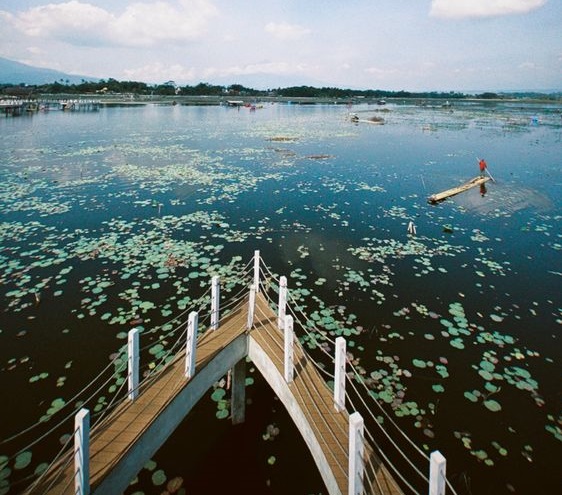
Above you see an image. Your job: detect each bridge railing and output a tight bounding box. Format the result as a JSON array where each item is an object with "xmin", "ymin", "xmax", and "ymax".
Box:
[
  {"xmin": 3, "ymin": 257, "xmax": 254, "ymax": 493},
  {"xmin": 255, "ymin": 251, "xmax": 456, "ymax": 495},
  {"xmin": 4, "ymin": 250, "xmax": 454, "ymax": 494}
]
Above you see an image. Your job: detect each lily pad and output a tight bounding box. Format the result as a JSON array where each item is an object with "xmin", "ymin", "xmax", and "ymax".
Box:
[{"xmin": 483, "ymin": 399, "xmax": 502, "ymax": 412}]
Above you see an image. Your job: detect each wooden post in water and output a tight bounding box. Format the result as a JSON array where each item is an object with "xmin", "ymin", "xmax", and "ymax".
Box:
[
  {"xmin": 284, "ymin": 315, "xmax": 294, "ymax": 383},
  {"xmin": 278, "ymin": 276, "xmax": 287, "ymax": 330},
  {"xmin": 127, "ymin": 328, "xmax": 140, "ymax": 401},
  {"xmin": 74, "ymin": 408, "xmax": 90, "ymax": 495},
  {"xmin": 348, "ymin": 412, "xmax": 364, "ymax": 495},
  {"xmin": 247, "ymin": 284, "xmax": 256, "ymax": 330},
  {"xmin": 429, "ymin": 450, "xmax": 447, "ymax": 495},
  {"xmin": 185, "ymin": 311, "xmax": 198, "ymax": 379},
  {"xmin": 334, "ymin": 336, "xmax": 346, "ymax": 412},
  {"xmin": 231, "ymin": 359, "xmax": 246, "ymax": 425},
  {"xmin": 211, "ymin": 275, "xmax": 220, "ymax": 331},
  {"xmin": 253, "ymin": 250, "xmax": 260, "ymax": 293}
]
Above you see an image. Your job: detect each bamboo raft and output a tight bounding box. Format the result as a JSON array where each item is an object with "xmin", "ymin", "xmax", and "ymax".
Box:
[{"xmin": 428, "ymin": 176, "xmax": 490, "ymax": 204}]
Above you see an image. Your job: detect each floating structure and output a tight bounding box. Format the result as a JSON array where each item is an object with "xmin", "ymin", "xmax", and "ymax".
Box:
[
  {"xmin": 10, "ymin": 253, "xmax": 454, "ymax": 495},
  {"xmin": 428, "ymin": 176, "xmax": 490, "ymax": 204},
  {"xmin": 349, "ymin": 113, "xmax": 385, "ymax": 125},
  {"xmin": 0, "ymin": 100, "xmax": 25, "ymax": 116},
  {"xmin": 0, "ymin": 98, "xmax": 100, "ymax": 115}
]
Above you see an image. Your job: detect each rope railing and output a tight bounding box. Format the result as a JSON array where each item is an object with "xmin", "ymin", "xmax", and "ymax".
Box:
[
  {"xmin": 23, "ymin": 423, "xmax": 77, "ymax": 494},
  {"xmin": 138, "ymin": 283, "xmax": 214, "ymax": 352},
  {"xmin": 255, "ymin": 253, "xmax": 457, "ymax": 495},
  {"xmin": 344, "ymin": 370, "xmax": 429, "ymax": 491},
  {"xmin": 258, "ymin": 273, "xmax": 337, "ymax": 379},
  {"xmin": 347, "ymin": 360, "xmax": 431, "ymax": 461},
  {"xmin": 92, "ymin": 269, "xmax": 253, "ymax": 431},
  {"xmin": 5, "ymin": 262, "xmax": 254, "ymax": 493},
  {"xmin": 0, "ymin": 351, "xmax": 125, "ymax": 447},
  {"xmin": 1, "ymin": 357, "xmax": 127, "ymax": 470},
  {"xmin": 0, "ymin": 283, "xmax": 218, "ymax": 453},
  {"xmin": 219, "ymin": 281, "xmax": 252, "ymax": 312},
  {"xmin": 252, "ymin": 301, "xmax": 350, "ymax": 482},
  {"xmin": 90, "ymin": 265, "xmax": 253, "ymax": 432},
  {"xmin": 363, "ymin": 427, "xmax": 421, "ymax": 495},
  {"xmin": 91, "ymin": 367, "xmax": 130, "ymax": 428},
  {"xmin": 255, "ymin": 261, "xmax": 424, "ymax": 494}
]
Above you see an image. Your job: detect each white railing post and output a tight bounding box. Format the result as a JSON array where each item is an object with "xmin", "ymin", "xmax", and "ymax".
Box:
[
  {"xmin": 185, "ymin": 311, "xmax": 198, "ymax": 379},
  {"xmin": 278, "ymin": 276, "xmax": 287, "ymax": 329},
  {"xmin": 348, "ymin": 412, "xmax": 364, "ymax": 495},
  {"xmin": 334, "ymin": 336, "xmax": 346, "ymax": 412},
  {"xmin": 429, "ymin": 450, "xmax": 447, "ymax": 495},
  {"xmin": 74, "ymin": 408, "xmax": 90, "ymax": 495},
  {"xmin": 127, "ymin": 328, "xmax": 140, "ymax": 401},
  {"xmin": 284, "ymin": 315, "xmax": 294, "ymax": 383},
  {"xmin": 253, "ymin": 250, "xmax": 260, "ymax": 293},
  {"xmin": 211, "ymin": 275, "xmax": 220, "ymax": 331},
  {"xmin": 247, "ymin": 284, "xmax": 256, "ymax": 330}
]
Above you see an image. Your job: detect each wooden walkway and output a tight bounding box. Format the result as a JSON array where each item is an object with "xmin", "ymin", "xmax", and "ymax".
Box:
[
  {"xmin": 251, "ymin": 295, "xmax": 402, "ymax": 495},
  {"xmin": 28, "ymin": 294, "xmax": 403, "ymax": 495}
]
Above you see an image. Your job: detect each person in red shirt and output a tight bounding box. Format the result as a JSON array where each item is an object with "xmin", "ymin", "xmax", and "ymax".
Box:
[{"xmin": 479, "ymin": 158, "xmax": 487, "ymax": 177}]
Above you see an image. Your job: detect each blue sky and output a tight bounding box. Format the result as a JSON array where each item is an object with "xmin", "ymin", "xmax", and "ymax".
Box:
[{"xmin": 0, "ymin": 0, "xmax": 560, "ymax": 91}]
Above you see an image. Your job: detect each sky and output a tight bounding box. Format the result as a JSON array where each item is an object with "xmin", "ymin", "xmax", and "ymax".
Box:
[{"xmin": 0, "ymin": 0, "xmax": 561, "ymax": 91}]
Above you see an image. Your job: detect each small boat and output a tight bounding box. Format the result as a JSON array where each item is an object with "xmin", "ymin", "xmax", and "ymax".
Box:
[{"xmin": 428, "ymin": 176, "xmax": 490, "ymax": 204}]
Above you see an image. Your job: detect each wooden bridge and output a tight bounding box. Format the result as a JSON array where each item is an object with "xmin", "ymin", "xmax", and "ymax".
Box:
[{"xmin": 12, "ymin": 253, "xmax": 451, "ymax": 495}]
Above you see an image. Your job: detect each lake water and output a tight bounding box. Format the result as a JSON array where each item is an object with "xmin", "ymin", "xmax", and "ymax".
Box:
[{"xmin": 0, "ymin": 101, "xmax": 561, "ymax": 495}]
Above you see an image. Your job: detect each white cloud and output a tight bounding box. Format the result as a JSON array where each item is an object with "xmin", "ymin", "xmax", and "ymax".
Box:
[
  {"xmin": 2, "ymin": 0, "xmax": 218, "ymax": 48},
  {"xmin": 518, "ymin": 61, "xmax": 538, "ymax": 69},
  {"xmin": 430, "ymin": 0, "xmax": 547, "ymax": 19},
  {"xmin": 205, "ymin": 62, "xmax": 311, "ymax": 78},
  {"xmin": 264, "ymin": 22, "xmax": 311, "ymax": 41},
  {"xmin": 122, "ymin": 61, "xmax": 311, "ymax": 84},
  {"xmin": 115, "ymin": 0, "xmax": 218, "ymax": 46},
  {"xmin": 27, "ymin": 46, "xmax": 46, "ymax": 56},
  {"xmin": 365, "ymin": 67, "xmax": 399, "ymax": 77},
  {"xmin": 123, "ymin": 62, "xmax": 197, "ymax": 82}
]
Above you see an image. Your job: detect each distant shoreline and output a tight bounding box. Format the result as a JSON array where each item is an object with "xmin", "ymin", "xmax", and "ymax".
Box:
[{"xmin": 31, "ymin": 94, "xmax": 562, "ymax": 106}]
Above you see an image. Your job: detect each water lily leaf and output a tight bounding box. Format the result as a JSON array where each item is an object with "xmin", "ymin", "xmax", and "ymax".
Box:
[
  {"xmin": 151, "ymin": 469, "xmax": 166, "ymax": 486},
  {"xmin": 14, "ymin": 451, "xmax": 32, "ymax": 470},
  {"xmin": 211, "ymin": 388, "xmax": 226, "ymax": 401},
  {"xmin": 483, "ymin": 399, "xmax": 502, "ymax": 412}
]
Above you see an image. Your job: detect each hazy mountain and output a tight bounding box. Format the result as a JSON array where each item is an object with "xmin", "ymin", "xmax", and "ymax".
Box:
[{"xmin": 0, "ymin": 57, "xmax": 97, "ymax": 85}]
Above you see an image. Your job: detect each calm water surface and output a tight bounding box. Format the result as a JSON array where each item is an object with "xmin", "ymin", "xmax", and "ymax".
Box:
[{"xmin": 0, "ymin": 102, "xmax": 561, "ymax": 494}]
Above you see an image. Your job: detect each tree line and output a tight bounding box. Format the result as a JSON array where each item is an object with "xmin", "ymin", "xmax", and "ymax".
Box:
[
  {"xmin": 2, "ymin": 78, "xmax": 558, "ymax": 100},
  {"xmin": 1, "ymin": 78, "xmax": 474, "ymax": 99}
]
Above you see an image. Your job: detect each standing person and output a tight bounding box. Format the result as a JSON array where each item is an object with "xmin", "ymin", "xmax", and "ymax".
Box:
[{"xmin": 479, "ymin": 158, "xmax": 487, "ymax": 177}]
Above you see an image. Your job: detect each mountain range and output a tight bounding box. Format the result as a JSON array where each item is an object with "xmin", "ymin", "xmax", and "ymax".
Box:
[{"xmin": 0, "ymin": 57, "xmax": 97, "ymax": 85}]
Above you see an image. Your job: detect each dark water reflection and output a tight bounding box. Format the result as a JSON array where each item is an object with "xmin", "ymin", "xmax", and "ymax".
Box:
[{"xmin": 0, "ymin": 101, "xmax": 560, "ymax": 494}]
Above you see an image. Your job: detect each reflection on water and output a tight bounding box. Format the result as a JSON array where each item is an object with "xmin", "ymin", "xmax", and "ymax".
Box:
[{"xmin": 456, "ymin": 183, "xmax": 554, "ymax": 215}]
